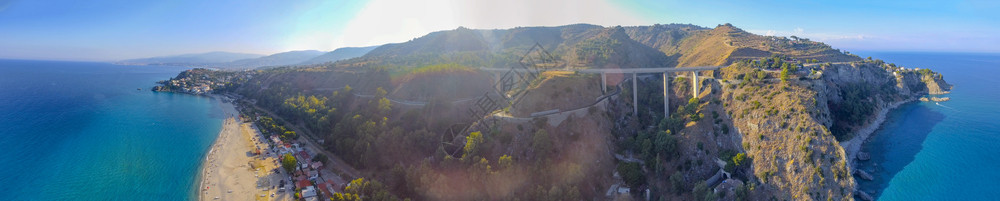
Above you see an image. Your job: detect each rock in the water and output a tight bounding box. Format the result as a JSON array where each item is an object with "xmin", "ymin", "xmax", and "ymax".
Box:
[
  {"xmin": 855, "ymin": 169, "xmax": 874, "ymax": 181},
  {"xmin": 930, "ymin": 97, "xmax": 950, "ymax": 102},
  {"xmin": 856, "ymin": 190, "xmax": 874, "ymax": 201},
  {"xmin": 920, "ymin": 96, "xmax": 950, "ymax": 102},
  {"xmin": 858, "ymin": 152, "xmax": 871, "ymax": 161}
]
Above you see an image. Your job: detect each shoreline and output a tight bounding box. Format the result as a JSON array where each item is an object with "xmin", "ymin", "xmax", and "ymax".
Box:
[
  {"xmin": 196, "ymin": 117, "xmax": 233, "ymax": 201},
  {"xmin": 195, "ymin": 95, "xmax": 239, "ymax": 201},
  {"xmin": 196, "ymin": 95, "xmax": 292, "ymax": 201},
  {"xmin": 842, "ymin": 97, "xmax": 917, "ymax": 170}
]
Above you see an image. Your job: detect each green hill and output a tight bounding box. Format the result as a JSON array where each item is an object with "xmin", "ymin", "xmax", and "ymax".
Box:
[{"xmin": 158, "ymin": 23, "xmax": 936, "ymax": 201}]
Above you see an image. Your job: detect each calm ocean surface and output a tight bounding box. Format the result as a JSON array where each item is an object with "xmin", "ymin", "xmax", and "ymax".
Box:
[
  {"xmin": 0, "ymin": 60, "xmax": 226, "ymax": 200},
  {"xmin": 854, "ymin": 52, "xmax": 1000, "ymax": 200}
]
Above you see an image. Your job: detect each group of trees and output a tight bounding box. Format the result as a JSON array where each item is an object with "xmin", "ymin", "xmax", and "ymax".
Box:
[
  {"xmin": 575, "ymin": 37, "xmax": 622, "ymax": 67},
  {"xmin": 829, "ymin": 83, "xmax": 877, "ymax": 139},
  {"xmin": 720, "ymin": 150, "xmax": 749, "ymax": 174},
  {"xmin": 282, "ymin": 94, "xmax": 332, "ymax": 133},
  {"xmin": 748, "ymin": 55, "xmax": 800, "ymax": 70},
  {"xmin": 256, "ymin": 116, "xmax": 296, "ymax": 141},
  {"xmin": 330, "ymin": 178, "xmax": 402, "ymax": 201}
]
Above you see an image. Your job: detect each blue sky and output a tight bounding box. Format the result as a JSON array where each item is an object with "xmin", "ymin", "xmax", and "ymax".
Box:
[{"xmin": 1, "ymin": 0, "xmax": 997, "ymax": 61}]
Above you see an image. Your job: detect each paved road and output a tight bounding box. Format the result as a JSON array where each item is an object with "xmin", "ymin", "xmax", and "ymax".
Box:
[{"xmin": 802, "ymin": 61, "xmax": 853, "ymax": 67}]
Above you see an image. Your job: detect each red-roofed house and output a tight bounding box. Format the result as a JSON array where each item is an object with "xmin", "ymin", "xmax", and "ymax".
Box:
[
  {"xmin": 296, "ymin": 179, "xmax": 312, "ymax": 190},
  {"xmin": 316, "ymin": 182, "xmax": 333, "ymax": 198},
  {"xmin": 311, "ymin": 161, "xmax": 323, "ymax": 169},
  {"xmin": 298, "ymin": 151, "xmax": 311, "ymax": 162}
]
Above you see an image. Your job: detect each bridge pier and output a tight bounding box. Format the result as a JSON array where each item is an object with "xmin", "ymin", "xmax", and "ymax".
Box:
[
  {"xmin": 632, "ymin": 73, "xmax": 638, "ymax": 115},
  {"xmin": 663, "ymin": 72, "xmax": 669, "ymax": 118},
  {"xmin": 601, "ymin": 73, "xmax": 606, "ymax": 94},
  {"xmin": 477, "ymin": 66, "xmax": 723, "ymax": 119},
  {"xmin": 692, "ymin": 71, "xmax": 699, "ymax": 97}
]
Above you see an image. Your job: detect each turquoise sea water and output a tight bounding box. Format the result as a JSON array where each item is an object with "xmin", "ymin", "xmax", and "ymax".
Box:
[
  {"xmin": 0, "ymin": 60, "xmax": 226, "ymax": 200},
  {"xmin": 853, "ymin": 52, "xmax": 1000, "ymax": 200}
]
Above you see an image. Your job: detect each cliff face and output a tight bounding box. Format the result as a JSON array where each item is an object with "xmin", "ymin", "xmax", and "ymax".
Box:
[
  {"xmin": 718, "ymin": 61, "xmax": 950, "ymax": 200},
  {"xmin": 922, "ymin": 74, "xmax": 953, "ymax": 95},
  {"xmin": 720, "ymin": 64, "xmax": 855, "ymax": 200}
]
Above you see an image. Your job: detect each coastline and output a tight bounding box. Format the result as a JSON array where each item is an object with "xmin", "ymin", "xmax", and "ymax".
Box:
[
  {"xmin": 841, "ymin": 97, "xmax": 917, "ymax": 169},
  {"xmin": 196, "ymin": 96, "xmax": 292, "ymax": 201},
  {"xmin": 195, "ymin": 96, "xmax": 239, "ymax": 201}
]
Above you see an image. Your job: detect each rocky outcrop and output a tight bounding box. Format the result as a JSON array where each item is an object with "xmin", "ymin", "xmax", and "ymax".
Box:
[
  {"xmin": 923, "ymin": 74, "xmax": 953, "ymax": 95},
  {"xmin": 719, "ymin": 61, "xmax": 950, "ymax": 200},
  {"xmin": 920, "ymin": 97, "xmax": 951, "ymax": 102}
]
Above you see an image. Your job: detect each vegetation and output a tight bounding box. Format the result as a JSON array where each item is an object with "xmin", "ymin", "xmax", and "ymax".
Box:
[
  {"xmin": 692, "ymin": 180, "xmax": 718, "ymax": 201},
  {"xmin": 281, "ymin": 153, "xmax": 297, "ymax": 173},
  {"xmin": 148, "ymin": 23, "xmax": 949, "ymax": 201},
  {"xmin": 617, "ymin": 162, "xmax": 645, "ymax": 189},
  {"xmin": 830, "ymin": 83, "xmax": 876, "ymax": 139},
  {"xmin": 330, "ymin": 178, "xmax": 401, "ymax": 201}
]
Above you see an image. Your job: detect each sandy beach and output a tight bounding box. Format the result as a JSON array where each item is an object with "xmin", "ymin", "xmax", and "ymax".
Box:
[
  {"xmin": 842, "ymin": 98, "xmax": 916, "ymax": 169},
  {"xmin": 198, "ymin": 100, "xmax": 293, "ymax": 201}
]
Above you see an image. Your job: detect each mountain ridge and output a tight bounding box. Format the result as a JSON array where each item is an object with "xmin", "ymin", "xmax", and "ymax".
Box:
[
  {"xmin": 118, "ymin": 51, "xmax": 263, "ymax": 65},
  {"xmin": 300, "ymin": 46, "xmax": 380, "ymax": 65}
]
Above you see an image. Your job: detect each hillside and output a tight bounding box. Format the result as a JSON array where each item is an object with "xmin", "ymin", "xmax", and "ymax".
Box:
[
  {"xmin": 566, "ymin": 26, "xmax": 673, "ymax": 68},
  {"xmin": 224, "ymin": 50, "xmax": 324, "ymax": 69},
  {"xmin": 300, "ymin": 46, "xmax": 380, "ymax": 65},
  {"xmin": 625, "ymin": 23, "xmax": 860, "ymax": 67},
  {"xmin": 388, "ymin": 64, "xmax": 494, "ymax": 102},
  {"xmin": 336, "ymin": 23, "xmax": 860, "ymax": 72}
]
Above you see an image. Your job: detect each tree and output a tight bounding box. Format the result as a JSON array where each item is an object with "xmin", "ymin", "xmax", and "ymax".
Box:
[
  {"xmin": 281, "ymin": 130, "xmax": 297, "ymax": 140},
  {"xmin": 670, "ymin": 171, "xmax": 684, "ymax": 194},
  {"xmin": 733, "ymin": 153, "xmax": 747, "ymax": 167},
  {"xmin": 692, "ymin": 180, "xmax": 717, "ymax": 201},
  {"xmin": 532, "ymin": 129, "xmax": 552, "ymax": 159},
  {"xmin": 341, "ymin": 178, "xmax": 401, "ymax": 201},
  {"xmin": 462, "ymin": 131, "xmax": 485, "ymax": 160},
  {"xmin": 617, "ymin": 162, "xmax": 645, "ymax": 189},
  {"xmin": 686, "ymin": 98, "xmax": 702, "ymax": 121},
  {"xmin": 655, "ymin": 131, "xmax": 678, "ymax": 160},
  {"xmin": 282, "ymin": 153, "xmax": 297, "ymax": 173},
  {"xmin": 780, "ymin": 67, "xmax": 790, "ymax": 83},
  {"xmin": 312, "ymin": 153, "xmax": 327, "ymax": 163},
  {"xmin": 373, "ymin": 87, "xmax": 392, "ymax": 117},
  {"xmin": 498, "ymin": 154, "xmax": 513, "ymax": 169}
]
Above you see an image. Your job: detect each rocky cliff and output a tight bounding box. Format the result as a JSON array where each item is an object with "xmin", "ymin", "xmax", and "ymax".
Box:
[{"xmin": 717, "ymin": 60, "xmax": 950, "ymax": 200}]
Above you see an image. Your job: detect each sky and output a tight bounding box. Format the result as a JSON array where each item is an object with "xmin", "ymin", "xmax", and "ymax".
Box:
[{"xmin": 0, "ymin": 0, "xmax": 998, "ymax": 61}]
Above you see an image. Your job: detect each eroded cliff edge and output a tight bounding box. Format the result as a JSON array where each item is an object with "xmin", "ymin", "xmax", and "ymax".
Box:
[{"xmin": 717, "ymin": 60, "xmax": 950, "ymax": 200}]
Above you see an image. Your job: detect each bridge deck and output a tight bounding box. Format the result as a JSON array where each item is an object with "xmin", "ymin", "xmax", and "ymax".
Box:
[{"xmin": 478, "ymin": 66, "xmax": 723, "ymax": 73}]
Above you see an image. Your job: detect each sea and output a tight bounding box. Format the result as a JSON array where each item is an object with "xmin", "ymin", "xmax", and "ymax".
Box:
[
  {"xmin": 853, "ymin": 52, "xmax": 1000, "ymax": 200},
  {"xmin": 0, "ymin": 59, "xmax": 227, "ymax": 200}
]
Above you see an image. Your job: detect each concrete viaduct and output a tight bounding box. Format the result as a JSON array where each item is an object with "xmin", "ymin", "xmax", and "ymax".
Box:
[{"xmin": 479, "ymin": 66, "xmax": 723, "ymax": 118}]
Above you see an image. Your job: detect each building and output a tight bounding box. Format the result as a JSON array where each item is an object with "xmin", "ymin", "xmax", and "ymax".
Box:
[
  {"xmin": 311, "ymin": 161, "xmax": 323, "ymax": 170},
  {"xmin": 296, "ymin": 178, "xmax": 312, "ymax": 190},
  {"xmin": 316, "ymin": 182, "xmax": 334, "ymax": 198},
  {"xmin": 301, "ymin": 186, "xmax": 318, "ymax": 199}
]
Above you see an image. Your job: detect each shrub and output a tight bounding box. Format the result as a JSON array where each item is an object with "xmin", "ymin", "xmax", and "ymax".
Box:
[{"xmin": 617, "ymin": 162, "xmax": 645, "ymax": 189}]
